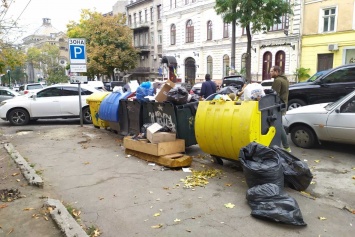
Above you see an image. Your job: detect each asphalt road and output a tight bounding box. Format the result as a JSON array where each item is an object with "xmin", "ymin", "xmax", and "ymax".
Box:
[{"xmin": 0, "ymin": 119, "xmax": 354, "ymax": 237}]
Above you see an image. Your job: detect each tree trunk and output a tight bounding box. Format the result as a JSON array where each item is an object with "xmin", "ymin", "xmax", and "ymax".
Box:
[
  {"xmin": 231, "ymin": 18, "xmax": 236, "ymax": 73},
  {"xmin": 246, "ymin": 23, "xmax": 252, "ymax": 83}
]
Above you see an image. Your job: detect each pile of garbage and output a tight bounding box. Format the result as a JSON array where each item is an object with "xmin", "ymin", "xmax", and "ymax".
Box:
[{"xmin": 239, "ymin": 142, "xmax": 313, "ymax": 226}]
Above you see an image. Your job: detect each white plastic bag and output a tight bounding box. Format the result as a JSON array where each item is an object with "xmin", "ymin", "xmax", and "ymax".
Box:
[{"xmin": 243, "ymin": 83, "xmax": 265, "ymax": 101}]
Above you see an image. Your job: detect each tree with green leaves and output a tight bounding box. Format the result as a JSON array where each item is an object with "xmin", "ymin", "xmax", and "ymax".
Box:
[
  {"xmin": 0, "ymin": 41, "xmax": 26, "ymax": 75},
  {"xmin": 46, "ymin": 66, "xmax": 68, "ymax": 85},
  {"xmin": 215, "ymin": 0, "xmax": 293, "ymax": 82},
  {"xmin": 67, "ymin": 10, "xmax": 139, "ymax": 80}
]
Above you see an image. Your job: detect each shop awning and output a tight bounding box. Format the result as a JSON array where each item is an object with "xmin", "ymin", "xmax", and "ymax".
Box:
[{"xmin": 161, "ymin": 56, "xmax": 177, "ymax": 67}]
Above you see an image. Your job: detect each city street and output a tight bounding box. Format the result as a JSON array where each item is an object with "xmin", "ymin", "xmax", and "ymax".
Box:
[{"xmin": 0, "ymin": 120, "xmax": 354, "ymax": 237}]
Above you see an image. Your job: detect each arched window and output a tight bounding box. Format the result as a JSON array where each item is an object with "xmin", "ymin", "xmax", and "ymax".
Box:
[
  {"xmin": 207, "ymin": 56, "xmax": 213, "ymax": 75},
  {"xmin": 241, "ymin": 53, "xmax": 247, "ymax": 72},
  {"xmin": 262, "ymin": 52, "xmax": 273, "ymax": 80},
  {"xmin": 170, "ymin": 24, "xmax": 176, "ymax": 45},
  {"xmin": 223, "ymin": 55, "xmax": 230, "ymax": 77},
  {"xmin": 275, "ymin": 50, "xmax": 286, "ymax": 74},
  {"xmin": 186, "ymin": 19, "xmax": 194, "ymax": 43},
  {"xmin": 207, "ymin": 21, "xmax": 212, "ymax": 40}
]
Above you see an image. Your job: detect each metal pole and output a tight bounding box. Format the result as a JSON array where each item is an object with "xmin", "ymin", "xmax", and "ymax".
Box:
[
  {"xmin": 78, "ymin": 83, "xmax": 83, "ymax": 127},
  {"xmin": 7, "ymin": 70, "xmax": 10, "ymax": 87}
]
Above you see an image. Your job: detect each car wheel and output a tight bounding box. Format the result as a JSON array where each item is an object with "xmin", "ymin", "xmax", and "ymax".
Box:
[
  {"xmin": 288, "ymin": 99, "xmax": 306, "ymax": 110},
  {"xmin": 8, "ymin": 109, "xmax": 30, "ymax": 126},
  {"xmin": 290, "ymin": 125, "xmax": 317, "ymax": 148},
  {"xmin": 82, "ymin": 107, "xmax": 92, "ymax": 124}
]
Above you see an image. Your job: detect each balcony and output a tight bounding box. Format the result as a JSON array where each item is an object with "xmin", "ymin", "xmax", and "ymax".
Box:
[
  {"xmin": 135, "ymin": 45, "xmax": 150, "ymax": 52},
  {"xmin": 130, "ymin": 22, "xmax": 150, "ymax": 30},
  {"xmin": 128, "ymin": 67, "xmax": 150, "ymax": 74}
]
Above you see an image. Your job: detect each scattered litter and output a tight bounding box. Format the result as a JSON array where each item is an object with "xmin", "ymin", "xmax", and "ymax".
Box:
[
  {"xmin": 153, "ymin": 213, "xmax": 160, "ymax": 217},
  {"xmin": 180, "ymin": 169, "xmax": 222, "ymax": 188},
  {"xmin": 151, "ymin": 224, "xmax": 163, "ymax": 229},
  {"xmin": 224, "ymin": 203, "xmax": 235, "ymax": 208},
  {"xmin": 342, "ymin": 206, "xmax": 355, "ymax": 214},
  {"xmin": 304, "ymin": 159, "xmax": 308, "ymax": 162},
  {"xmin": 318, "ymin": 216, "xmax": 327, "ymax": 220},
  {"xmin": 126, "ymin": 155, "xmax": 131, "ymax": 158},
  {"xmin": 148, "ymin": 163, "xmax": 156, "ymax": 166},
  {"xmin": 182, "ymin": 167, "xmax": 192, "ymax": 172},
  {"xmin": 314, "ymin": 160, "xmax": 320, "ymax": 163},
  {"xmin": 174, "ymin": 218, "xmax": 181, "ymax": 222}
]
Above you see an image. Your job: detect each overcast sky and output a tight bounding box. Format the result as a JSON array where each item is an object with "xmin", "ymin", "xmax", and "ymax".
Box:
[{"xmin": 3, "ymin": 0, "xmax": 119, "ymax": 43}]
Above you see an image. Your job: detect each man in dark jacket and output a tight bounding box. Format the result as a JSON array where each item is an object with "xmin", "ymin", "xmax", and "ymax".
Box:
[
  {"xmin": 199, "ymin": 74, "xmax": 216, "ymax": 100},
  {"xmin": 270, "ymin": 66, "xmax": 291, "ymax": 152}
]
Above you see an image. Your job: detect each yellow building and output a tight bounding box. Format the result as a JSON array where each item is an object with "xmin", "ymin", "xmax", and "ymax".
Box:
[{"xmin": 301, "ymin": 0, "xmax": 355, "ymax": 75}]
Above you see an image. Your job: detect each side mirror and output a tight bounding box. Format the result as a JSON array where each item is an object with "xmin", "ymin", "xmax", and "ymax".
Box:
[
  {"xmin": 335, "ymin": 108, "xmax": 340, "ymax": 113},
  {"xmin": 32, "ymin": 94, "xmax": 37, "ymax": 100}
]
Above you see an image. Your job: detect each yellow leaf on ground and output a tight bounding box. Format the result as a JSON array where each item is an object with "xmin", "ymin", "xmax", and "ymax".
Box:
[
  {"xmin": 72, "ymin": 210, "xmax": 81, "ymax": 217},
  {"xmin": 318, "ymin": 216, "xmax": 327, "ymax": 220},
  {"xmin": 16, "ymin": 179, "xmax": 20, "ymax": 182},
  {"xmin": 224, "ymin": 203, "xmax": 235, "ymax": 208},
  {"xmin": 93, "ymin": 229, "xmax": 100, "ymax": 237},
  {"xmin": 83, "ymin": 162, "xmax": 90, "ymax": 165},
  {"xmin": 352, "ymin": 176, "xmax": 355, "ymax": 180},
  {"xmin": 151, "ymin": 224, "xmax": 163, "ymax": 229},
  {"xmin": 225, "ymin": 183, "xmax": 232, "ymax": 187},
  {"xmin": 12, "ymin": 173, "xmax": 19, "ymax": 176},
  {"xmin": 153, "ymin": 213, "xmax": 160, "ymax": 217},
  {"xmin": 23, "ymin": 208, "xmax": 35, "ymax": 211},
  {"xmin": 314, "ymin": 160, "xmax": 320, "ymax": 163},
  {"xmin": 174, "ymin": 218, "xmax": 181, "ymax": 222},
  {"xmin": 0, "ymin": 204, "xmax": 8, "ymax": 209},
  {"xmin": 44, "ymin": 216, "xmax": 49, "ymax": 221}
]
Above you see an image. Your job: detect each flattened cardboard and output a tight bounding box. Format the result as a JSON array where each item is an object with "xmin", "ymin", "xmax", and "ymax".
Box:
[
  {"xmin": 155, "ymin": 80, "xmax": 175, "ymax": 102},
  {"xmin": 123, "ymin": 137, "xmax": 185, "ymax": 156}
]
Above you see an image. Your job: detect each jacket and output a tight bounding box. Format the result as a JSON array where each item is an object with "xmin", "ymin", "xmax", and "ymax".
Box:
[{"xmin": 272, "ymin": 75, "xmax": 289, "ymax": 104}]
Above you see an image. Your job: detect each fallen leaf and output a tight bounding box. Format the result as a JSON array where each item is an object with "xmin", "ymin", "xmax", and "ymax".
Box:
[
  {"xmin": 224, "ymin": 203, "xmax": 235, "ymax": 208},
  {"xmin": 149, "ymin": 191, "xmax": 153, "ymax": 194},
  {"xmin": 310, "ymin": 181, "xmax": 316, "ymax": 184},
  {"xmin": 7, "ymin": 228, "xmax": 14, "ymax": 235},
  {"xmin": 156, "ymin": 198, "xmax": 160, "ymax": 201},
  {"xmin": 174, "ymin": 218, "xmax": 181, "ymax": 222},
  {"xmin": 352, "ymin": 167, "xmax": 355, "ymax": 170},
  {"xmin": 329, "ymin": 156, "xmax": 334, "ymax": 159},
  {"xmin": 225, "ymin": 183, "xmax": 232, "ymax": 187},
  {"xmin": 83, "ymin": 162, "xmax": 90, "ymax": 165},
  {"xmin": 159, "ymin": 209, "xmax": 163, "ymax": 212},
  {"xmin": 352, "ymin": 176, "xmax": 355, "ymax": 180},
  {"xmin": 12, "ymin": 173, "xmax": 19, "ymax": 176},
  {"xmin": 44, "ymin": 216, "xmax": 49, "ymax": 221},
  {"xmin": 153, "ymin": 213, "xmax": 160, "ymax": 217},
  {"xmin": 23, "ymin": 208, "xmax": 35, "ymax": 211},
  {"xmin": 186, "ymin": 229, "xmax": 191, "ymax": 232},
  {"xmin": 151, "ymin": 224, "xmax": 163, "ymax": 229},
  {"xmin": 314, "ymin": 160, "xmax": 320, "ymax": 163},
  {"xmin": 318, "ymin": 216, "xmax": 327, "ymax": 220},
  {"xmin": 93, "ymin": 229, "xmax": 100, "ymax": 237},
  {"xmin": 0, "ymin": 204, "xmax": 8, "ymax": 209},
  {"xmin": 99, "ymin": 197, "xmax": 104, "ymax": 200},
  {"xmin": 163, "ymin": 187, "xmax": 169, "ymax": 190},
  {"xmin": 16, "ymin": 179, "xmax": 20, "ymax": 182},
  {"xmin": 72, "ymin": 209, "xmax": 81, "ymax": 217}
]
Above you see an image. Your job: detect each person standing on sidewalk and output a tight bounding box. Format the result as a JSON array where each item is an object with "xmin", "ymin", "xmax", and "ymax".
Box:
[
  {"xmin": 270, "ymin": 66, "xmax": 291, "ymax": 152},
  {"xmin": 199, "ymin": 74, "xmax": 217, "ymax": 100}
]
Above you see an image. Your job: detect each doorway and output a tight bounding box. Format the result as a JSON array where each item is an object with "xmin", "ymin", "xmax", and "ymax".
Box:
[
  {"xmin": 317, "ymin": 54, "xmax": 334, "ymax": 71},
  {"xmin": 185, "ymin": 57, "xmax": 196, "ymax": 84}
]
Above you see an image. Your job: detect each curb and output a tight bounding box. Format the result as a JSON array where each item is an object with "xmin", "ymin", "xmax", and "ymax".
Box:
[
  {"xmin": 3, "ymin": 142, "xmax": 44, "ymax": 187},
  {"xmin": 46, "ymin": 199, "xmax": 89, "ymax": 237}
]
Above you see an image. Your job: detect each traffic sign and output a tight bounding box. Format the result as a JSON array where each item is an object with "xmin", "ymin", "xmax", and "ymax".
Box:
[
  {"xmin": 70, "ymin": 64, "xmax": 87, "ymax": 73},
  {"xmin": 69, "ymin": 38, "xmax": 86, "ymax": 64},
  {"xmin": 70, "ymin": 76, "xmax": 88, "ymax": 84}
]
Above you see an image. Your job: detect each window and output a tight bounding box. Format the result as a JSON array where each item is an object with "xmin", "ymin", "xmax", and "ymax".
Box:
[
  {"xmin": 241, "ymin": 53, "xmax": 247, "ymax": 71},
  {"xmin": 322, "ymin": 7, "xmax": 336, "ymax": 32},
  {"xmin": 275, "ymin": 51, "xmax": 286, "ymax": 74},
  {"xmin": 186, "ymin": 20, "xmax": 194, "ymax": 43},
  {"xmin": 158, "ymin": 30, "xmax": 162, "ymax": 44},
  {"xmin": 223, "ymin": 23, "xmax": 229, "ymax": 38},
  {"xmin": 133, "ymin": 13, "xmax": 136, "ymax": 25},
  {"xmin": 323, "ymin": 68, "xmax": 355, "ymax": 83},
  {"xmin": 270, "ymin": 15, "xmax": 289, "ymax": 31},
  {"xmin": 171, "ymin": 24, "xmax": 176, "ymax": 45},
  {"xmin": 223, "ymin": 55, "xmax": 230, "ymax": 77},
  {"xmin": 145, "ymin": 9, "xmax": 148, "ymax": 22},
  {"xmin": 128, "ymin": 15, "xmax": 132, "ymax": 26},
  {"xmin": 207, "ymin": 56, "xmax": 213, "ymax": 75},
  {"xmin": 150, "ymin": 7, "xmax": 154, "ymax": 22},
  {"xmin": 207, "ymin": 21, "xmax": 212, "ymax": 40},
  {"xmin": 62, "ymin": 87, "xmax": 79, "ymax": 96},
  {"xmin": 170, "ymin": 0, "xmax": 177, "ymax": 9},
  {"xmin": 37, "ymin": 87, "xmax": 62, "ymax": 98},
  {"xmin": 157, "ymin": 5, "xmax": 161, "ymax": 20},
  {"xmin": 139, "ymin": 11, "xmax": 142, "ymax": 23}
]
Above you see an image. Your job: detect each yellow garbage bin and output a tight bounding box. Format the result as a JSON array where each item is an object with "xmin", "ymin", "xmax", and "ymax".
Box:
[
  {"xmin": 195, "ymin": 94, "xmax": 284, "ymax": 162},
  {"xmin": 86, "ymin": 92, "xmax": 111, "ymax": 129}
]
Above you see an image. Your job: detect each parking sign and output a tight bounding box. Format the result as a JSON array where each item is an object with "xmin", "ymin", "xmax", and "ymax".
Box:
[{"xmin": 69, "ymin": 38, "xmax": 86, "ymax": 64}]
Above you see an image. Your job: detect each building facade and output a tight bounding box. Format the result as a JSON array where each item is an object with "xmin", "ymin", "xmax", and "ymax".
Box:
[
  {"xmin": 22, "ymin": 18, "xmax": 68, "ymax": 83},
  {"xmin": 125, "ymin": 0, "xmax": 163, "ymax": 83},
  {"xmin": 162, "ymin": 0, "xmax": 301, "ymax": 85},
  {"xmin": 301, "ymin": 0, "xmax": 355, "ymax": 75}
]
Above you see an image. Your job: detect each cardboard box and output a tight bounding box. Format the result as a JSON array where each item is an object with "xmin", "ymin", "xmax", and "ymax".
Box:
[
  {"xmin": 123, "ymin": 137, "xmax": 185, "ymax": 156},
  {"xmin": 155, "ymin": 80, "xmax": 175, "ymax": 102},
  {"xmin": 147, "ymin": 132, "xmax": 176, "ymax": 144}
]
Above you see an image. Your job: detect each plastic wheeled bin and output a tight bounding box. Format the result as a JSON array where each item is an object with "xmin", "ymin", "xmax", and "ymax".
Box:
[
  {"xmin": 144, "ymin": 101, "xmax": 198, "ymax": 147},
  {"xmin": 98, "ymin": 91, "xmax": 132, "ymax": 132},
  {"xmin": 86, "ymin": 92, "xmax": 111, "ymax": 129},
  {"xmin": 119, "ymin": 100, "xmax": 151, "ymax": 136},
  {"xmin": 195, "ymin": 94, "xmax": 284, "ymax": 161}
]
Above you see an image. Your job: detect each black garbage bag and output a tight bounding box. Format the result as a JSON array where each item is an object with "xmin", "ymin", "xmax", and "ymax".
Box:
[
  {"xmin": 239, "ymin": 142, "xmax": 284, "ymax": 189},
  {"xmin": 189, "ymin": 94, "xmax": 200, "ymax": 103},
  {"xmin": 246, "ymin": 183, "xmax": 307, "ymax": 226},
  {"xmin": 271, "ymin": 145, "xmax": 313, "ymax": 191},
  {"xmin": 167, "ymin": 87, "xmax": 189, "ymax": 105}
]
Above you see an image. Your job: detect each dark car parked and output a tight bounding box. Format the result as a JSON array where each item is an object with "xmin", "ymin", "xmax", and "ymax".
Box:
[
  {"xmin": 221, "ymin": 75, "xmax": 246, "ymax": 89},
  {"xmin": 288, "ymin": 64, "xmax": 355, "ymax": 110}
]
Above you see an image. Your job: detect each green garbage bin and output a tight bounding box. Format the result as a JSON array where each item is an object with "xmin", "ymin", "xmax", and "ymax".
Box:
[{"xmin": 86, "ymin": 92, "xmax": 110, "ymax": 129}]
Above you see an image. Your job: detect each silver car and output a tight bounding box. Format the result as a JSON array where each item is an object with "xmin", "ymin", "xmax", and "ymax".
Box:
[{"xmin": 0, "ymin": 87, "xmax": 20, "ymax": 102}]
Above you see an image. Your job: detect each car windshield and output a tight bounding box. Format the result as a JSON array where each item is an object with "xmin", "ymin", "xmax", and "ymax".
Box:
[
  {"xmin": 27, "ymin": 84, "xmax": 44, "ymax": 90},
  {"xmin": 324, "ymin": 90, "xmax": 355, "ymax": 111},
  {"xmin": 307, "ymin": 70, "xmax": 330, "ymax": 82}
]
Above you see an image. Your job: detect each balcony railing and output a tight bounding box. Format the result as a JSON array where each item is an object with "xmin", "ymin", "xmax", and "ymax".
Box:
[
  {"xmin": 135, "ymin": 45, "xmax": 150, "ymax": 52},
  {"xmin": 130, "ymin": 22, "xmax": 150, "ymax": 30}
]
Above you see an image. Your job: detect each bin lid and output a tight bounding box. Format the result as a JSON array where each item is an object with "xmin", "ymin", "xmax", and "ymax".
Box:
[{"xmin": 86, "ymin": 92, "xmax": 111, "ymax": 102}]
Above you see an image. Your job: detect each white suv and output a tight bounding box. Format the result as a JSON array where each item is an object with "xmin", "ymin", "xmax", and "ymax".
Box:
[
  {"xmin": 19, "ymin": 83, "xmax": 47, "ymax": 95},
  {"xmin": 0, "ymin": 84, "xmax": 100, "ymax": 126}
]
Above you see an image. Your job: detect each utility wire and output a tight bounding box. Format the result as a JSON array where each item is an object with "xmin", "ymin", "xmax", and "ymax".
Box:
[
  {"xmin": 1, "ymin": 0, "xmax": 32, "ymax": 40},
  {"xmin": 0, "ymin": 0, "xmax": 14, "ymax": 21}
]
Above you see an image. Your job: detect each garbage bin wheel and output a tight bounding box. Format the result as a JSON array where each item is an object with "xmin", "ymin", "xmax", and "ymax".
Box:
[{"xmin": 212, "ymin": 155, "xmax": 224, "ymax": 165}]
